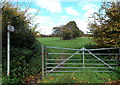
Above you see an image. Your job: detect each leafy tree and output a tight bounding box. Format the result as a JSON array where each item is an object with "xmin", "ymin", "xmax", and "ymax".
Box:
[
  {"xmin": 61, "ymin": 25, "xmax": 73, "ymax": 40},
  {"xmin": 65, "ymin": 21, "xmax": 80, "ymax": 39},
  {"xmin": 31, "ymin": 24, "xmax": 41, "ymax": 38},
  {"xmin": 2, "ymin": 2, "xmax": 36, "ymax": 49},
  {"xmin": 88, "ymin": 1, "xmax": 120, "ymax": 47},
  {"xmin": 52, "ymin": 26, "xmax": 63, "ymax": 39},
  {"xmin": 79, "ymin": 30, "xmax": 84, "ymax": 37},
  {"xmin": 52, "ymin": 21, "xmax": 84, "ymax": 40}
]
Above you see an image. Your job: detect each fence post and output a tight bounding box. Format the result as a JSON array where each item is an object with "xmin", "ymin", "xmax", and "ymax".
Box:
[
  {"xmin": 7, "ymin": 30, "xmax": 10, "ymax": 76},
  {"xmin": 42, "ymin": 45, "xmax": 44, "ymax": 79},
  {"xmin": 82, "ymin": 47, "xmax": 85, "ymax": 68},
  {"xmin": 118, "ymin": 47, "xmax": 120, "ymax": 66},
  {"xmin": 45, "ymin": 47, "xmax": 48, "ymax": 75}
]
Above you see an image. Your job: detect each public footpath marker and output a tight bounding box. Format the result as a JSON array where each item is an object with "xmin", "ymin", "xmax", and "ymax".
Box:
[{"xmin": 7, "ymin": 22, "xmax": 15, "ymax": 76}]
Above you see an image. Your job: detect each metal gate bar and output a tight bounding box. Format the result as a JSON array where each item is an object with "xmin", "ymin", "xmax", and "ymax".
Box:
[
  {"xmin": 47, "ymin": 63, "xmax": 117, "ymax": 65},
  {"xmin": 47, "ymin": 46, "xmax": 119, "ymax": 51},
  {"xmin": 85, "ymin": 48, "xmax": 114, "ymax": 70},
  {"xmin": 44, "ymin": 46, "xmax": 119, "ymax": 76},
  {"xmin": 47, "ymin": 59, "xmax": 117, "ymax": 61},
  {"xmin": 47, "ymin": 50, "xmax": 80, "ymax": 73},
  {"xmin": 48, "ymin": 53, "xmax": 118, "ymax": 55}
]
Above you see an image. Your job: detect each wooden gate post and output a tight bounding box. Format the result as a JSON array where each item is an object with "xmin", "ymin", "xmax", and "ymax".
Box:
[{"xmin": 42, "ymin": 45, "xmax": 44, "ymax": 79}]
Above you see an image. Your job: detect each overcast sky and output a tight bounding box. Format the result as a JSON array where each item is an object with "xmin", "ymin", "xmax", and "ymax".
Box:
[{"xmin": 10, "ymin": 0, "xmax": 114, "ymax": 34}]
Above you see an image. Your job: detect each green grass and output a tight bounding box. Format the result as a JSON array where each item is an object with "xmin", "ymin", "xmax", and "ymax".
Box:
[
  {"xmin": 37, "ymin": 37, "xmax": 95, "ymax": 49},
  {"xmin": 0, "ymin": 78, "xmax": 2, "ymax": 85},
  {"xmin": 37, "ymin": 37, "xmax": 119, "ymax": 83},
  {"xmin": 0, "ymin": 64, "xmax": 1, "ymax": 85},
  {"xmin": 41, "ymin": 70, "xmax": 118, "ymax": 83}
]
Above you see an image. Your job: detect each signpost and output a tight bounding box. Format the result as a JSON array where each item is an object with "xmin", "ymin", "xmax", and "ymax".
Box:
[{"xmin": 7, "ymin": 23, "xmax": 15, "ymax": 76}]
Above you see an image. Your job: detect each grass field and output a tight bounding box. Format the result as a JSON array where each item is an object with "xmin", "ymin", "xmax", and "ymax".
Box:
[
  {"xmin": 37, "ymin": 37, "xmax": 119, "ymax": 83},
  {"xmin": 37, "ymin": 37, "xmax": 95, "ymax": 49}
]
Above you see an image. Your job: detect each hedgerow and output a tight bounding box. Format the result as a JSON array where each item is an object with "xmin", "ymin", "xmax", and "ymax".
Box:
[{"xmin": 2, "ymin": 1, "xmax": 42, "ymax": 84}]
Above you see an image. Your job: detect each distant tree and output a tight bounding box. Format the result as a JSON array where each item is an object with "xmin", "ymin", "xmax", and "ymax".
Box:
[
  {"xmin": 52, "ymin": 21, "xmax": 83, "ymax": 40},
  {"xmin": 79, "ymin": 30, "xmax": 84, "ymax": 37},
  {"xmin": 52, "ymin": 26, "xmax": 63, "ymax": 39},
  {"xmin": 61, "ymin": 25, "xmax": 73, "ymax": 40},
  {"xmin": 88, "ymin": 1, "xmax": 120, "ymax": 47},
  {"xmin": 66, "ymin": 21, "xmax": 80, "ymax": 38}
]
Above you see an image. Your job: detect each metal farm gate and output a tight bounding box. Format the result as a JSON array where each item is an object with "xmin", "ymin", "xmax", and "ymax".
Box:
[{"xmin": 41, "ymin": 45, "xmax": 120, "ymax": 78}]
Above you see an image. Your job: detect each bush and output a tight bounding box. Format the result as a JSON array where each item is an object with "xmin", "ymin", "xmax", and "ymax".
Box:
[
  {"xmin": 2, "ymin": 76, "xmax": 24, "ymax": 85},
  {"xmin": 114, "ymin": 66, "xmax": 120, "ymax": 79},
  {"xmin": 2, "ymin": 1, "xmax": 42, "ymax": 83},
  {"xmin": 84, "ymin": 43, "xmax": 97, "ymax": 49},
  {"xmin": 2, "ymin": 41, "xmax": 42, "ymax": 79}
]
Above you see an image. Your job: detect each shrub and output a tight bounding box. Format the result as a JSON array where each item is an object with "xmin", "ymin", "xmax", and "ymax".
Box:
[
  {"xmin": 2, "ymin": 41, "xmax": 42, "ymax": 79},
  {"xmin": 2, "ymin": 76, "xmax": 24, "ymax": 85},
  {"xmin": 2, "ymin": 1, "xmax": 42, "ymax": 83}
]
